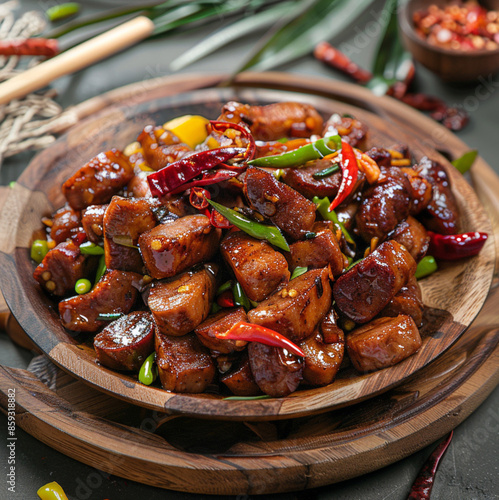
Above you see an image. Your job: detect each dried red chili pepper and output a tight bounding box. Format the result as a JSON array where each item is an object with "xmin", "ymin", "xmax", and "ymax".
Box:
[
  {"xmin": 407, "ymin": 431, "xmax": 453, "ymax": 499},
  {"xmin": 189, "ymin": 187, "xmax": 210, "ymax": 210},
  {"xmin": 0, "ymin": 38, "xmax": 59, "ymax": 57},
  {"xmin": 217, "ymin": 290, "xmax": 235, "ymax": 308},
  {"xmin": 147, "ymin": 147, "xmax": 245, "ymax": 197},
  {"xmin": 210, "ymin": 209, "xmax": 233, "ymax": 229},
  {"xmin": 399, "ymin": 93, "xmax": 445, "ymax": 111},
  {"xmin": 215, "ymin": 321, "xmax": 305, "ymax": 358},
  {"xmin": 168, "ymin": 168, "xmax": 242, "ymax": 195},
  {"xmin": 328, "ymin": 140, "xmax": 358, "ymax": 212},
  {"xmin": 430, "ymin": 106, "xmax": 469, "ymax": 131},
  {"xmin": 210, "ymin": 120, "xmax": 256, "ymax": 164},
  {"xmin": 314, "ymin": 41, "xmax": 373, "ymax": 84},
  {"xmin": 428, "ymin": 231, "xmax": 488, "ymax": 260}
]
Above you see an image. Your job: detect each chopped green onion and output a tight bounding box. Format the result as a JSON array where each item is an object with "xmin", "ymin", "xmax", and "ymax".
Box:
[
  {"xmin": 97, "ymin": 312, "xmax": 123, "ymax": 321},
  {"xmin": 79, "ymin": 241, "xmax": 104, "ymax": 255},
  {"xmin": 75, "ymin": 278, "xmax": 91, "ymax": 295},
  {"xmin": 207, "ymin": 199, "xmax": 290, "ymax": 252},
  {"xmin": 94, "ymin": 255, "xmax": 106, "ymax": 285},
  {"xmin": 290, "ymin": 266, "xmax": 308, "ymax": 280},
  {"xmin": 46, "ymin": 3, "xmax": 80, "ymax": 22},
  {"xmin": 346, "ymin": 258, "xmax": 363, "ymax": 271},
  {"xmin": 216, "ymin": 280, "xmax": 234, "ymax": 296},
  {"xmin": 451, "ymin": 150, "xmax": 478, "ymax": 175},
  {"xmin": 223, "ymin": 395, "xmax": 271, "ymax": 401},
  {"xmin": 138, "ymin": 352, "xmax": 157, "ymax": 386},
  {"xmin": 31, "ymin": 240, "xmax": 49, "ymax": 264},
  {"xmin": 415, "ymin": 256, "xmax": 438, "ymax": 279},
  {"xmin": 312, "ymin": 164, "xmax": 340, "ymax": 179},
  {"xmin": 232, "ymin": 281, "xmax": 251, "ymax": 311}
]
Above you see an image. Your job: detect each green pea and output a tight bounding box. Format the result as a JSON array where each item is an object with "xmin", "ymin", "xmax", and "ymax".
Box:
[
  {"xmin": 415, "ymin": 256, "xmax": 438, "ymax": 279},
  {"xmin": 139, "ymin": 352, "xmax": 157, "ymax": 386},
  {"xmin": 31, "ymin": 240, "xmax": 49, "ymax": 264},
  {"xmin": 75, "ymin": 278, "xmax": 91, "ymax": 295},
  {"xmin": 79, "ymin": 241, "xmax": 104, "ymax": 255}
]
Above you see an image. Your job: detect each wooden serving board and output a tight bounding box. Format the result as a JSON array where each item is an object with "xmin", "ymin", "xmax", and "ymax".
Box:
[{"xmin": 0, "ymin": 73, "xmax": 498, "ymax": 494}]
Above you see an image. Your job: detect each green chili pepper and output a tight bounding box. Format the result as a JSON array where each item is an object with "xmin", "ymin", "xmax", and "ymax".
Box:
[
  {"xmin": 290, "ymin": 266, "xmax": 308, "ymax": 280},
  {"xmin": 313, "ymin": 196, "xmax": 354, "ymax": 245},
  {"xmin": 232, "ymin": 281, "xmax": 251, "ymax": 311},
  {"xmin": 75, "ymin": 278, "xmax": 91, "ymax": 295},
  {"xmin": 216, "ymin": 280, "xmax": 234, "ymax": 295},
  {"xmin": 94, "ymin": 255, "xmax": 106, "ymax": 285},
  {"xmin": 312, "ymin": 164, "xmax": 340, "ymax": 179},
  {"xmin": 451, "ymin": 150, "xmax": 477, "ymax": 174},
  {"xmin": 79, "ymin": 241, "xmax": 104, "ymax": 255},
  {"xmin": 223, "ymin": 395, "xmax": 271, "ymax": 400},
  {"xmin": 97, "ymin": 312, "xmax": 123, "ymax": 321},
  {"xmin": 138, "ymin": 352, "xmax": 157, "ymax": 385},
  {"xmin": 31, "ymin": 240, "xmax": 49, "ymax": 264},
  {"xmin": 248, "ymin": 135, "xmax": 341, "ymax": 168},
  {"xmin": 46, "ymin": 3, "xmax": 80, "ymax": 22},
  {"xmin": 207, "ymin": 199, "xmax": 290, "ymax": 251},
  {"xmin": 415, "ymin": 255, "xmax": 438, "ymax": 279}
]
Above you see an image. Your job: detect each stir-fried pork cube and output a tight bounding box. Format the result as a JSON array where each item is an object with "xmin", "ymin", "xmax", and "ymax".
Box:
[
  {"xmin": 58, "ymin": 270, "xmax": 140, "ymax": 332},
  {"xmin": 148, "ymin": 266, "xmax": 216, "ymax": 336},
  {"xmin": 195, "ymin": 307, "xmax": 248, "ymax": 354},
  {"xmin": 50, "ymin": 204, "xmax": 81, "ymax": 245},
  {"xmin": 103, "ymin": 196, "xmax": 160, "ymax": 273},
  {"xmin": 155, "ymin": 331, "xmax": 215, "ymax": 393},
  {"xmin": 94, "ymin": 311, "xmax": 155, "ymax": 371},
  {"xmin": 221, "ymin": 231, "xmax": 290, "ymax": 302},
  {"xmin": 380, "ymin": 276, "xmax": 424, "ymax": 327},
  {"xmin": 319, "ymin": 307, "xmax": 345, "ymax": 344},
  {"xmin": 322, "ymin": 113, "xmax": 367, "ymax": 148},
  {"xmin": 82, "ymin": 204, "xmax": 107, "ymax": 243},
  {"xmin": 139, "ymin": 215, "xmax": 220, "ymax": 279},
  {"xmin": 333, "ymin": 240, "xmax": 416, "ymax": 324},
  {"xmin": 248, "ymin": 342, "xmax": 303, "ymax": 397},
  {"xmin": 299, "ymin": 330, "xmax": 344, "ymax": 386},
  {"xmin": 247, "ymin": 267, "xmax": 332, "ymax": 342},
  {"xmin": 220, "ymin": 352, "xmax": 261, "ymax": 396},
  {"xmin": 33, "ymin": 241, "xmax": 87, "ymax": 296},
  {"xmin": 347, "ymin": 314, "xmax": 422, "ymax": 372},
  {"xmin": 389, "ymin": 216, "xmax": 429, "ymax": 262},
  {"xmin": 62, "ymin": 150, "xmax": 134, "ymax": 210},
  {"xmin": 244, "ymin": 167, "xmax": 316, "ymax": 241}
]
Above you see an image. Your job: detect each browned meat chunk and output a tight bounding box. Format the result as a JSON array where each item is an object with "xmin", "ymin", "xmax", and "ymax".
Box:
[
  {"xmin": 333, "ymin": 240, "xmax": 417, "ymax": 324},
  {"xmin": 50, "ymin": 204, "xmax": 81, "ymax": 245},
  {"xmin": 62, "ymin": 150, "xmax": 134, "ymax": 211},
  {"xmin": 137, "ymin": 125, "xmax": 191, "ymax": 171},
  {"xmin": 355, "ymin": 167, "xmax": 412, "ymax": 242},
  {"xmin": 347, "ymin": 315, "xmax": 422, "ymax": 372},
  {"xmin": 82, "ymin": 204, "xmax": 107, "ymax": 243},
  {"xmin": 195, "ymin": 307, "xmax": 248, "ymax": 354},
  {"xmin": 248, "ymin": 342, "xmax": 303, "ymax": 397},
  {"xmin": 319, "ymin": 307, "xmax": 344, "ymax": 344},
  {"xmin": 139, "ymin": 215, "xmax": 220, "ymax": 280},
  {"xmin": 282, "ymin": 159, "xmax": 342, "ymax": 199},
  {"xmin": 414, "ymin": 156, "xmax": 459, "ymax": 234},
  {"xmin": 58, "ymin": 270, "xmax": 140, "ymax": 332},
  {"xmin": 380, "ymin": 276, "xmax": 424, "ymax": 327},
  {"xmin": 218, "ymin": 101, "xmax": 323, "ymax": 141},
  {"xmin": 400, "ymin": 167, "xmax": 433, "ymax": 215},
  {"xmin": 244, "ymin": 167, "xmax": 316, "ymax": 241},
  {"xmin": 155, "ymin": 331, "xmax": 216, "ymax": 393},
  {"xmin": 148, "ymin": 266, "xmax": 216, "ymax": 336},
  {"xmin": 33, "ymin": 241, "xmax": 87, "ymax": 296},
  {"xmin": 366, "ymin": 147, "xmax": 392, "ymax": 168},
  {"xmin": 322, "ymin": 113, "xmax": 367, "ymax": 148},
  {"xmin": 299, "ymin": 330, "xmax": 344, "ymax": 386},
  {"xmin": 248, "ymin": 268, "xmax": 332, "ymax": 342},
  {"xmin": 221, "ymin": 232, "xmax": 290, "ymax": 302},
  {"xmin": 94, "ymin": 311, "xmax": 155, "ymax": 371},
  {"xmin": 103, "ymin": 196, "xmax": 160, "ymax": 273},
  {"xmin": 389, "ymin": 216, "xmax": 429, "ymax": 262},
  {"xmin": 287, "ymin": 228, "xmax": 344, "ymax": 277},
  {"xmin": 127, "ymin": 171, "xmax": 152, "ymax": 198},
  {"xmin": 220, "ymin": 352, "xmax": 261, "ymax": 396}
]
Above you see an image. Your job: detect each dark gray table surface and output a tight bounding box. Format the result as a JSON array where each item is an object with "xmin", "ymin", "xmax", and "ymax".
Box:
[{"xmin": 1, "ymin": 1, "xmax": 498, "ymax": 499}]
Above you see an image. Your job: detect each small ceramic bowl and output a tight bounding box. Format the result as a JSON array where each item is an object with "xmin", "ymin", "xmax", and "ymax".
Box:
[{"xmin": 398, "ymin": 0, "xmax": 499, "ymax": 82}]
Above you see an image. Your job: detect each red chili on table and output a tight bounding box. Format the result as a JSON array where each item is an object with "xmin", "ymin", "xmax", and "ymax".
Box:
[
  {"xmin": 0, "ymin": 38, "xmax": 59, "ymax": 57},
  {"xmin": 215, "ymin": 321, "xmax": 305, "ymax": 358},
  {"xmin": 328, "ymin": 140, "xmax": 358, "ymax": 212},
  {"xmin": 428, "ymin": 231, "xmax": 488, "ymax": 260}
]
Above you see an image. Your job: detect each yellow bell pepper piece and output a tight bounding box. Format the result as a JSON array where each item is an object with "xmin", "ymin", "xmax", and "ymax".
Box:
[
  {"xmin": 163, "ymin": 115, "xmax": 209, "ymax": 149},
  {"xmin": 37, "ymin": 481, "xmax": 69, "ymax": 500}
]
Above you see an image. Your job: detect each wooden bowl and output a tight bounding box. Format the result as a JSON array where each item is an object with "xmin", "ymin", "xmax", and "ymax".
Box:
[
  {"xmin": 0, "ymin": 78, "xmax": 495, "ymax": 420},
  {"xmin": 399, "ymin": 0, "xmax": 499, "ymax": 82}
]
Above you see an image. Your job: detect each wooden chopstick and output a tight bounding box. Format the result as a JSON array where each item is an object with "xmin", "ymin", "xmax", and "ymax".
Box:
[{"xmin": 0, "ymin": 16, "xmax": 155, "ymax": 107}]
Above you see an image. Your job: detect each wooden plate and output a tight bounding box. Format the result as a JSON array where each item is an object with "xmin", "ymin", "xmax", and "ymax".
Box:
[{"xmin": 0, "ymin": 73, "xmax": 495, "ymax": 420}]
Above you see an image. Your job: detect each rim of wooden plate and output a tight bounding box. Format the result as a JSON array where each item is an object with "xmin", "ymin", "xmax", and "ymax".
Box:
[{"xmin": 0, "ymin": 74, "xmax": 494, "ymax": 420}]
